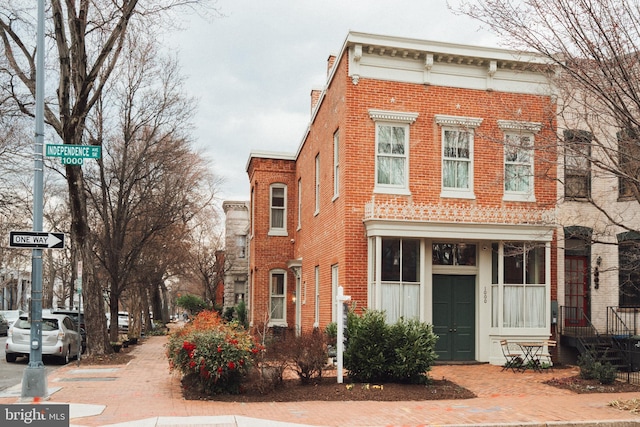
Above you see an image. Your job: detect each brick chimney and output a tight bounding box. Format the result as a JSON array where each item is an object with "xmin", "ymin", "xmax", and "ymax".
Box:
[
  {"xmin": 327, "ymin": 54, "xmax": 337, "ymax": 77},
  {"xmin": 311, "ymin": 89, "xmax": 321, "ymax": 114}
]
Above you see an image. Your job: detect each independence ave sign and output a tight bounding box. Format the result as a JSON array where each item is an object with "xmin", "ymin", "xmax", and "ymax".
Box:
[
  {"xmin": 9, "ymin": 231, "xmax": 65, "ymax": 249},
  {"xmin": 46, "ymin": 144, "xmax": 101, "ymax": 165}
]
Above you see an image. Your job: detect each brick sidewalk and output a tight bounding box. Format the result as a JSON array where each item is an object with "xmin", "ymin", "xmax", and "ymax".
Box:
[{"xmin": 2, "ymin": 334, "xmax": 640, "ymax": 426}]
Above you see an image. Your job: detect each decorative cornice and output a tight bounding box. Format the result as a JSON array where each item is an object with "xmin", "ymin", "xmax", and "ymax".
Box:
[
  {"xmin": 497, "ymin": 120, "xmax": 542, "ymax": 133},
  {"xmin": 368, "ymin": 109, "xmax": 419, "ymax": 124},
  {"xmin": 364, "ymin": 199, "xmax": 556, "ymax": 225},
  {"xmin": 434, "ymin": 115, "xmax": 483, "ymax": 128}
]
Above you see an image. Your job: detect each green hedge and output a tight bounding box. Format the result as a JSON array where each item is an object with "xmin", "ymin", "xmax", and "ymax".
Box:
[{"xmin": 344, "ymin": 309, "xmax": 438, "ymax": 383}]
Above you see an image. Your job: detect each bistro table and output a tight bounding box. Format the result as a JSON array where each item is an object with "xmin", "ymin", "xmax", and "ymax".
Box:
[{"xmin": 516, "ymin": 342, "xmax": 544, "ymax": 372}]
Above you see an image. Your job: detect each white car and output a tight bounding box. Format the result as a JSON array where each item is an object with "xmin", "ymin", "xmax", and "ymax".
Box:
[
  {"xmin": 5, "ymin": 314, "xmax": 81, "ymax": 364},
  {"xmin": 0, "ymin": 310, "xmax": 25, "ymax": 329}
]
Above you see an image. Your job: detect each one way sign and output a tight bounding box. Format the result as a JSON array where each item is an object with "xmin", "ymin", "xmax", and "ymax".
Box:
[{"xmin": 9, "ymin": 231, "xmax": 65, "ymax": 249}]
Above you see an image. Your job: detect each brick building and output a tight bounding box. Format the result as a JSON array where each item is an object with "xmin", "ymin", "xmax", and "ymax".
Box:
[{"xmin": 246, "ymin": 31, "xmax": 558, "ymax": 364}]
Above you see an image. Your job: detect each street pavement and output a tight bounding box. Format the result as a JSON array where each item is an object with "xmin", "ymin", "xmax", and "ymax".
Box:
[{"xmin": 1, "ymin": 331, "xmax": 640, "ymax": 427}]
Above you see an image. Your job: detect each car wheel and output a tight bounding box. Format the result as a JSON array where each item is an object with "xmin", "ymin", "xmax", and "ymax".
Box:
[
  {"xmin": 6, "ymin": 353, "xmax": 17, "ymax": 363},
  {"xmin": 60, "ymin": 348, "xmax": 70, "ymax": 365}
]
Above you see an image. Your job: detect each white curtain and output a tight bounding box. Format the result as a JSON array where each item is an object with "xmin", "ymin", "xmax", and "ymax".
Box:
[
  {"xmin": 503, "ymin": 285, "xmax": 545, "ymax": 328},
  {"xmin": 525, "ymin": 286, "xmax": 545, "ymax": 327},
  {"xmin": 403, "ymin": 283, "xmax": 420, "ymax": 320},
  {"xmin": 503, "ymin": 285, "xmax": 524, "ymax": 327},
  {"xmin": 381, "ymin": 283, "xmax": 400, "ymax": 323}
]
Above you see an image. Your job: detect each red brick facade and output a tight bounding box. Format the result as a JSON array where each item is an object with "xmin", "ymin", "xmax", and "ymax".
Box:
[{"xmin": 247, "ymin": 32, "xmax": 558, "ymax": 364}]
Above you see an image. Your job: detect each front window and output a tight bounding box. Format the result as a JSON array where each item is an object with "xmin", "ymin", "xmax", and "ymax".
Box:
[
  {"xmin": 369, "ymin": 109, "xmax": 418, "ymax": 195},
  {"xmin": 564, "ymin": 129, "xmax": 592, "ymax": 199},
  {"xmin": 491, "ymin": 241, "xmax": 548, "ymax": 329},
  {"xmin": 269, "ymin": 270, "xmax": 286, "ymax": 324},
  {"xmin": 237, "ymin": 235, "xmax": 246, "ymax": 258},
  {"xmin": 504, "ymin": 133, "xmax": 534, "ymax": 200},
  {"xmin": 496, "ymin": 242, "xmax": 546, "ymax": 328},
  {"xmin": 376, "ymin": 123, "xmax": 408, "ymax": 189},
  {"xmin": 380, "ymin": 238, "xmax": 420, "ymax": 323},
  {"xmin": 619, "ymin": 233, "xmax": 640, "ymax": 307},
  {"xmin": 269, "ymin": 184, "xmax": 287, "ymax": 235},
  {"xmin": 442, "ymin": 128, "xmax": 472, "ymax": 192}
]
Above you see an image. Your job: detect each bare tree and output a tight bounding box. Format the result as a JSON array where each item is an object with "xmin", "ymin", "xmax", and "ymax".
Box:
[
  {"xmin": 84, "ymin": 34, "xmax": 218, "ymax": 344},
  {"xmin": 0, "ymin": 0, "xmax": 220, "ymax": 354},
  {"xmin": 455, "ymin": 0, "xmax": 640, "ymax": 226}
]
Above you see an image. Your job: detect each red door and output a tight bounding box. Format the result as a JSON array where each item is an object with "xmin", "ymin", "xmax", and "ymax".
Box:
[{"xmin": 564, "ymin": 256, "xmax": 589, "ymax": 327}]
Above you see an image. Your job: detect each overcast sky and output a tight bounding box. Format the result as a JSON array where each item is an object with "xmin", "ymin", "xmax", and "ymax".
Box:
[{"xmin": 165, "ymin": 1, "xmax": 500, "ymax": 202}]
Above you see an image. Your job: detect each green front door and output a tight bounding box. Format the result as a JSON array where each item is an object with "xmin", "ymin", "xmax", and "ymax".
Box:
[{"xmin": 433, "ymin": 275, "xmax": 475, "ymax": 361}]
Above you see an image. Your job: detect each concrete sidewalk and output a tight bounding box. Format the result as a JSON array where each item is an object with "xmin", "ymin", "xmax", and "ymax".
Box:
[{"xmin": 2, "ymin": 333, "xmax": 640, "ymax": 427}]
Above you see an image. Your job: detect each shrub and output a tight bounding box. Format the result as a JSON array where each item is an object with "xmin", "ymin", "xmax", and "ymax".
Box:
[
  {"xmin": 166, "ymin": 310, "xmax": 263, "ymax": 395},
  {"xmin": 578, "ymin": 353, "xmax": 618, "ymax": 384},
  {"xmin": 344, "ymin": 310, "xmax": 438, "ymax": 383},
  {"xmin": 344, "ymin": 310, "xmax": 392, "ymax": 382},
  {"xmin": 387, "ymin": 319, "xmax": 438, "ymax": 383},
  {"xmin": 235, "ymin": 300, "xmax": 248, "ymax": 329},
  {"xmin": 285, "ymin": 329, "xmax": 328, "ymax": 384}
]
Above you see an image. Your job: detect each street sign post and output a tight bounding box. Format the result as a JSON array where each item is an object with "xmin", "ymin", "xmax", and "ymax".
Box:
[
  {"xmin": 45, "ymin": 144, "xmax": 101, "ymax": 165},
  {"xmin": 9, "ymin": 231, "xmax": 65, "ymax": 249}
]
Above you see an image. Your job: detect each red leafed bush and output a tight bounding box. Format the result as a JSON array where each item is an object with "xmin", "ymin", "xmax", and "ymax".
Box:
[{"xmin": 166, "ymin": 310, "xmax": 263, "ymax": 395}]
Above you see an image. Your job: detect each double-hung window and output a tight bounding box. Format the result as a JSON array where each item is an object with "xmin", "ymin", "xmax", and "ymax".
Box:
[
  {"xmin": 618, "ymin": 232, "xmax": 640, "ymax": 307},
  {"xmin": 491, "ymin": 242, "xmax": 547, "ymax": 329},
  {"xmin": 269, "ymin": 184, "xmax": 287, "ymax": 236},
  {"xmin": 379, "ymin": 238, "xmax": 420, "ymax": 323},
  {"xmin": 499, "ymin": 120, "xmax": 541, "ymax": 202},
  {"xmin": 369, "ymin": 109, "xmax": 418, "ymax": 195},
  {"xmin": 435, "ymin": 115, "xmax": 482, "ymax": 199},
  {"xmin": 564, "ymin": 129, "xmax": 592, "ymax": 199},
  {"xmin": 269, "ymin": 270, "xmax": 287, "ymax": 325}
]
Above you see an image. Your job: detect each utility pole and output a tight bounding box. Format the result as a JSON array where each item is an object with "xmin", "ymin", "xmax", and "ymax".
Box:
[{"xmin": 22, "ymin": 0, "xmax": 48, "ymax": 399}]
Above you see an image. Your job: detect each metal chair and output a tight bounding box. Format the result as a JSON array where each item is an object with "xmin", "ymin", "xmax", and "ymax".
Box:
[{"xmin": 501, "ymin": 339, "xmax": 523, "ymax": 372}]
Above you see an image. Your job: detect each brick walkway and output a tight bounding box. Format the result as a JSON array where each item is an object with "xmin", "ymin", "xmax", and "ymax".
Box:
[{"xmin": 2, "ymin": 334, "xmax": 640, "ymax": 426}]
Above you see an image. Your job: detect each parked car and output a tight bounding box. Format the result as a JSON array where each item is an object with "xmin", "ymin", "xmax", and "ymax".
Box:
[
  {"xmin": 106, "ymin": 312, "xmax": 129, "ymax": 333},
  {"xmin": 5, "ymin": 314, "xmax": 81, "ymax": 364},
  {"xmin": 0, "ymin": 310, "xmax": 25, "ymax": 329},
  {"xmin": 0, "ymin": 314, "xmax": 8, "ymax": 336},
  {"xmin": 51, "ymin": 309, "xmax": 86, "ymax": 352}
]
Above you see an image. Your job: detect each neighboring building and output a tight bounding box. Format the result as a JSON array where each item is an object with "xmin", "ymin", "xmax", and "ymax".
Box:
[
  {"xmin": 1, "ymin": 270, "xmax": 31, "ymax": 311},
  {"xmin": 222, "ymin": 201, "xmax": 250, "ymax": 311},
  {"xmin": 246, "ymin": 31, "xmax": 558, "ymax": 364},
  {"xmin": 556, "ymin": 102, "xmax": 640, "ymax": 364}
]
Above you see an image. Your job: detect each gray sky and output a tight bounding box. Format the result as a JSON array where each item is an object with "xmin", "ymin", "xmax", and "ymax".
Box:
[{"xmin": 167, "ymin": 1, "xmax": 499, "ymax": 201}]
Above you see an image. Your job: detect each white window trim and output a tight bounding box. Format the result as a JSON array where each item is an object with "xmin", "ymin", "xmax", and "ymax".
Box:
[
  {"xmin": 268, "ymin": 183, "xmax": 288, "ymax": 236},
  {"xmin": 314, "ymin": 266, "xmax": 320, "ymax": 328},
  {"xmin": 297, "ymin": 178, "xmax": 302, "ymax": 231},
  {"xmin": 315, "ymin": 154, "xmax": 320, "ymax": 215},
  {"xmin": 440, "ymin": 126, "xmax": 476, "ymax": 199},
  {"xmin": 435, "ymin": 115, "xmax": 482, "ymax": 200},
  {"xmin": 269, "ymin": 269, "xmax": 287, "ymax": 327},
  {"xmin": 370, "ymin": 109, "xmax": 418, "ymax": 196},
  {"xmin": 499, "ymin": 120, "xmax": 541, "ymax": 202},
  {"xmin": 333, "ymin": 130, "xmax": 340, "ymax": 201}
]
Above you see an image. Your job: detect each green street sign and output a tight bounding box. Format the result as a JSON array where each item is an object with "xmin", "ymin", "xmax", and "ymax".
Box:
[{"xmin": 46, "ymin": 144, "xmax": 101, "ymax": 159}]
